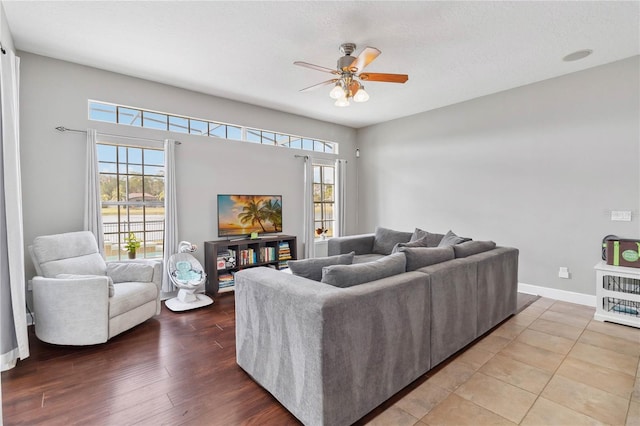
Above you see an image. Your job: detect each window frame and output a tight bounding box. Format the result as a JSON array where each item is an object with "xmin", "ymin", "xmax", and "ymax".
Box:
[
  {"xmin": 89, "ymin": 100, "xmax": 339, "ymax": 154},
  {"xmin": 97, "ymin": 141, "xmax": 166, "ymax": 261},
  {"xmin": 312, "ymin": 162, "xmax": 336, "ymax": 239}
]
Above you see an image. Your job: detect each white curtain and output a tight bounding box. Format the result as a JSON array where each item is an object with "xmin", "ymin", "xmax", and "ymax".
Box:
[
  {"xmin": 1, "ymin": 50, "xmax": 29, "ymax": 371},
  {"xmin": 162, "ymin": 139, "xmax": 178, "ymax": 292},
  {"xmin": 336, "ymin": 159, "xmax": 347, "ymax": 237},
  {"xmin": 302, "ymin": 156, "xmax": 315, "ymax": 259},
  {"xmin": 84, "ymin": 129, "xmax": 104, "ymax": 256}
]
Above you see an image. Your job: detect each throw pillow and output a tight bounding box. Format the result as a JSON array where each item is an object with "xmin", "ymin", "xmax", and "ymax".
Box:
[
  {"xmin": 391, "ymin": 235, "xmax": 430, "ymax": 253},
  {"xmin": 321, "ymin": 252, "xmax": 406, "ymax": 288},
  {"xmin": 288, "ymin": 251, "xmax": 355, "ymax": 282},
  {"xmin": 372, "ymin": 226, "xmax": 412, "ymax": 255},
  {"xmin": 56, "ymin": 273, "xmax": 115, "ymax": 297},
  {"xmin": 398, "ymin": 246, "xmax": 455, "ymax": 271},
  {"xmin": 107, "ymin": 262, "xmax": 154, "ymax": 283},
  {"xmin": 410, "ymin": 228, "xmax": 445, "ymax": 247},
  {"xmin": 437, "ymin": 230, "xmax": 472, "ymax": 247},
  {"xmin": 453, "ymin": 240, "xmax": 497, "ymax": 258}
]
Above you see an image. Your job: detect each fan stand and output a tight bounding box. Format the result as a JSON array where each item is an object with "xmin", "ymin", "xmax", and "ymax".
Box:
[{"xmin": 165, "ymin": 285, "xmax": 213, "ymax": 312}]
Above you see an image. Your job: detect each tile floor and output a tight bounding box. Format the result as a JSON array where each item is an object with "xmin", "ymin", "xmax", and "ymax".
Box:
[{"xmin": 366, "ymin": 297, "xmax": 640, "ymax": 426}]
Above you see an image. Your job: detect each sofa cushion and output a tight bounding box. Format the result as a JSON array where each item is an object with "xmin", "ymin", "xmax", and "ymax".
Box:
[
  {"xmin": 288, "ymin": 252, "xmax": 355, "ymax": 282},
  {"xmin": 410, "ymin": 228, "xmax": 445, "ymax": 247},
  {"xmin": 321, "ymin": 252, "xmax": 406, "ymax": 288},
  {"xmin": 454, "ymin": 240, "xmax": 497, "ymax": 258},
  {"xmin": 107, "ymin": 262, "xmax": 154, "ymax": 283},
  {"xmin": 39, "ymin": 253, "xmax": 107, "ymax": 278},
  {"xmin": 31, "ymin": 231, "xmax": 108, "ymax": 278},
  {"xmin": 398, "ymin": 246, "xmax": 455, "ymax": 271},
  {"xmin": 437, "ymin": 230, "xmax": 472, "ymax": 247},
  {"xmin": 109, "ymin": 281, "xmax": 159, "ymax": 318},
  {"xmin": 353, "ymin": 253, "xmax": 386, "ymax": 264},
  {"xmin": 372, "ymin": 227, "xmax": 412, "ymax": 255},
  {"xmin": 392, "ymin": 235, "xmax": 430, "ymax": 253},
  {"xmin": 56, "ymin": 273, "xmax": 115, "ymax": 297}
]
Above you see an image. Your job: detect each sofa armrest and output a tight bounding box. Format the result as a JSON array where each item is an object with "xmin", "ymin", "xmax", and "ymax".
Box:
[
  {"xmin": 473, "ymin": 247, "xmax": 519, "ymax": 335},
  {"xmin": 328, "ymin": 233, "xmax": 375, "ymax": 256},
  {"xmin": 32, "ymin": 276, "xmax": 110, "ymax": 345},
  {"xmin": 235, "ymin": 267, "xmax": 431, "ymax": 426}
]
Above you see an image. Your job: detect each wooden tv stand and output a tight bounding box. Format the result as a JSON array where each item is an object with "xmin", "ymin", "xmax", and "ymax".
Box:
[{"xmin": 204, "ymin": 235, "xmax": 297, "ymax": 295}]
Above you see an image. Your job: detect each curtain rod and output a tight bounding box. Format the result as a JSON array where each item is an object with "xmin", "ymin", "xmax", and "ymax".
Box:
[
  {"xmin": 295, "ymin": 154, "xmax": 346, "ymax": 163},
  {"xmin": 55, "ymin": 126, "xmax": 181, "ymax": 145}
]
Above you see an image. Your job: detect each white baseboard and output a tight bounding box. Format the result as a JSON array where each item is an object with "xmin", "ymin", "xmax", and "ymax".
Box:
[{"xmin": 518, "ymin": 282, "xmax": 596, "ymax": 307}]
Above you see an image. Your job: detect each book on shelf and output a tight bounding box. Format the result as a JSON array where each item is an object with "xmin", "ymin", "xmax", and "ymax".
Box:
[
  {"xmin": 219, "ymin": 281, "xmax": 234, "ymax": 289},
  {"xmin": 239, "ymin": 248, "xmax": 259, "ymax": 266},
  {"xmin": 278, "ymin": 241, "xmax": 292, "ymax": 261},
  {"xmin": 278, "ymin": 261, "xmax": 290, "ymax": 270},
  {"xmin": 218, "ymin": 272, "xmax": 235, "ymax": 288},
  {"xmin": 259, "ymin": 246, "xmax": 276, "ymax": 263}
]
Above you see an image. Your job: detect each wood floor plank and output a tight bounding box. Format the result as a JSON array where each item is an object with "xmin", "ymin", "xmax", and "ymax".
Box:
[{"xmin": 1, "ymin": 293, "xmax": 298, "ymax": 425}]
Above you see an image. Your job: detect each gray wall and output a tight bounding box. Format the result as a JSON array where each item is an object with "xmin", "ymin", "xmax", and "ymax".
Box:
[
  {"xmin": 19, "ymin": 52, "xmax": 357, "ymax": 280},
  {"xmin": 356, "ymin": 56, "xmax": 640, "ymax": 295},
  {"xmin": 0, "ymin": 3, "xmax": 14, "ymax": 53}
]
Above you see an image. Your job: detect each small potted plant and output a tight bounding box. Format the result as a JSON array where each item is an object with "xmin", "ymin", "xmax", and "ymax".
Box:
[
  {"xmin": 124, "ymin": 232, "xmax": 141, "ymax": 259},
  {"xmin": 315, "ymin": 227, "xmax": 328, "ymax": 240}
]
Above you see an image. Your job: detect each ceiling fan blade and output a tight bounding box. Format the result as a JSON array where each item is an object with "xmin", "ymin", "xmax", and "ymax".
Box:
[
  {"xmin": 348, "ymin": 80, "xmax": 360, "ymax": 96},
  {"xmin": 350, "ymin": 47, "xmax": 381, "ymax": 72},
  {"xmin": 299, "ymin": 78, "xmax": 339, "ymax": 93},
  {"xmin": 294, "ymin": 61, "xmax": 339, "ymax": 75},
  {"xmin": 359, "ymin": 73, "xmax": 409, "ymax": 83}
]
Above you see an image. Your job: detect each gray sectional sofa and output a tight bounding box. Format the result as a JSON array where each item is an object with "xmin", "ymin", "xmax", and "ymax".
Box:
[{"xmin": 235, "ymin": 227, "xmax": 518, "ymax": 426}]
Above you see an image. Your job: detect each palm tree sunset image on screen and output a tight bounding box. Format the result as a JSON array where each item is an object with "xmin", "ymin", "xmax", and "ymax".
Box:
[{"xmin": 217, "ymin": 195, "xmax": 282, "ymax": 237}]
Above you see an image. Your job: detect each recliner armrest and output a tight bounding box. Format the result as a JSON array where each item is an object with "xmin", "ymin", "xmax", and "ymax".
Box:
[
  {"xmin": 32, "ymin": 276, "xmax": 110, "ymax": 345},
  {"xmin": 106, "ymin": 259, "xmax": 161, "ymax": 283}
]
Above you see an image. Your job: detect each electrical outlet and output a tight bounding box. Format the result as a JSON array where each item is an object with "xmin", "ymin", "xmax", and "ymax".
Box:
[
  {"xmin": 558, "ymin": 267, "xmax": 570, "ymax": 279},
  {"xmin": 611, "ymin": 211, "xmax": 632, "ymax": 221}
]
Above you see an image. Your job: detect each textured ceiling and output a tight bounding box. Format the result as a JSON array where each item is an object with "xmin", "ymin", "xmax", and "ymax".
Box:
[{"xmin": 3, "ymin": 1, "xmax": 639, "ymax": 128}]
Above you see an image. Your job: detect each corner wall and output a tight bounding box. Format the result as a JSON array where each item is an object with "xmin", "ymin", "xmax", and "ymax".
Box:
[
  {"xmin": 356, "ymin": 56, "xmax": 640, "ymax": 296},
  {"xmin": 19, "ymin": 52, "xmax": 357, "ymax": 280}
]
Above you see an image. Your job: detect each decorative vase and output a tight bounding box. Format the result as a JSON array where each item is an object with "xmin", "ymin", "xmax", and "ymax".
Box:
[{"xmin": 128, "ymin": 250, "xmax": 136, "ymax": 259}]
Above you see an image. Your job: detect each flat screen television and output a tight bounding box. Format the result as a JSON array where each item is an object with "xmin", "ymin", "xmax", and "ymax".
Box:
[{"xmin": 217, "ymin": 194, "xmax": 282, "ymax": 238}]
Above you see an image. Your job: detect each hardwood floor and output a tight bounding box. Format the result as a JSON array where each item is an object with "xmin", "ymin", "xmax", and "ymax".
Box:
[
  {"xmin": 2, "ymin": 293, "xmax": 298, "ymax": 425},
  {"xmin": 2, "ymin": 293, "xmax": 539, "ymax": 425}
]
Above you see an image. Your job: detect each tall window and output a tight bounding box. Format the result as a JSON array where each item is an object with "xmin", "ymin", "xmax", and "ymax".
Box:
[
  {"xmin": 313, "ymin": 165, "xmax": 335, "ymax": 238},
  {"xmin": 97, "ymin": 143, "xmax": 165, "ymax": 260}
]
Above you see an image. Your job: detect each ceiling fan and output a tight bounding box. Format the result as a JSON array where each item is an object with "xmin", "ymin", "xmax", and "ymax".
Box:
[{"xmin": 294, "ymin": 43, "xmax": 409, "ymax": 107}]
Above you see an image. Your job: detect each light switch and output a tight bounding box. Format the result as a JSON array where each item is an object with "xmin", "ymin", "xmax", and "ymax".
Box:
[{"xmin": 611, "ymin": 211, "xmax": 632, "ymax": 221}]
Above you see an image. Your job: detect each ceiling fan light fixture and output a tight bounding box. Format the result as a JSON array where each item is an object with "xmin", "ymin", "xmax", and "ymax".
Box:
[
  {"xmin": 329, "ymin": 83, "xmax": 345, "ymax": 99},
  {"xmin": 295, "ymin": 42, "xmax": 408, "ymax": 107},
  {"xmin": 335, "ymin": 96, "xmax": 350, "ymax": 107},
  {"xmin": 353, "ymin": 86, "xmax": 370, "ymax": 103}
]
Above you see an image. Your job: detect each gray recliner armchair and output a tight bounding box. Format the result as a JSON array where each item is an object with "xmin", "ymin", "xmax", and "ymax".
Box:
[{"xmin": 29, "ymin": 231, "xmax": 162, "ymax": 345}]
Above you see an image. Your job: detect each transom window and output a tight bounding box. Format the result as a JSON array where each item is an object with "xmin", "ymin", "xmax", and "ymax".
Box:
[
  {"xmin": 89, "ymin": 100, "xmax": 336, "ymax": 154},
  {"xmin": 97, "ymin": 143, "xmax": 165, "ymax": 260},
  {"xmin": 313, "ymin": 165, "xmax": 335, "ymax": 238}
]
